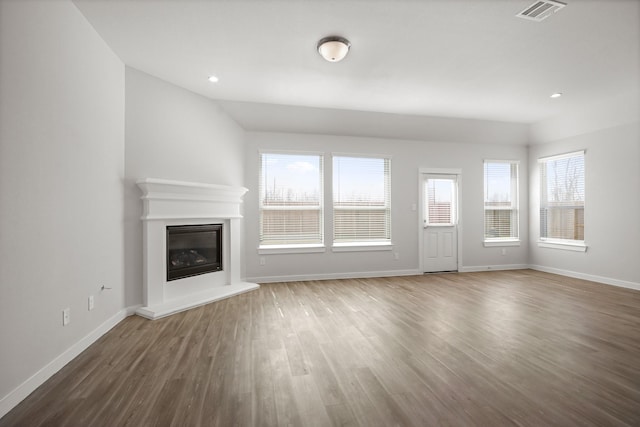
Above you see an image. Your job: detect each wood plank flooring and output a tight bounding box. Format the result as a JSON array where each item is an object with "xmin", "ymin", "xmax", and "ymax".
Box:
[{"xmin": 2, "ymin": 269, "xmax": 640, "ymax": 426}]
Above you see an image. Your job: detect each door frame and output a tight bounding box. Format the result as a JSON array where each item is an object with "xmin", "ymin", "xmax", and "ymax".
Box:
[{"xmin": 418, "ymin": 168, "xmax": 463, "ymax": 273}]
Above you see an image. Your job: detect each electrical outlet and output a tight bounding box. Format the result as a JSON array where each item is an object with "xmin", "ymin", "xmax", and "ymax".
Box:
[
  {"xmin": 88, "ymin": 295, "xmax": 94, "ymax": 311},
  {"xmin": 259, "ymin": 257, "xmax": 266, "ymax": 266},
  {"xmin": 62, "ymin": 308, "xmax": 70, "ymax": 326},
  {"xmin": 394, "ymin": 252, "xmax": 400, "ymax": 260},
  {"xmin": 501, "ymin": 248, "xmax": 507, "ymax": 256}
]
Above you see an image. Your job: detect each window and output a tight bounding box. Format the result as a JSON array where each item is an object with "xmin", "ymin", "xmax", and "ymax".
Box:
[
  {"xmin": 425, "ymin": 176, "xmax": 457, "ymax": 226},
  {"xmin": 259, "ymin": 152, "xmax": 323, "ymax": 247},
  {"xmin": 333, "ymin": 156, "xmax": 391, "ymax": 246},
  {"xmin": 484, "ymin": 161, "xmax": 519, "ymax": 244},
  {"xmin": 539, "ymin": 150, "xmax": 585, "ymax": 246}
]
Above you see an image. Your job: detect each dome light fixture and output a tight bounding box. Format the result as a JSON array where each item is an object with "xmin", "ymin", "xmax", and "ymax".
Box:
[
  {"xmin": 550, "ymin": 92, "xmax": 563, "ymax": 98},
  {"xmin": 317, "ymin": 36, "xmax": 351, "ymax": 62}
]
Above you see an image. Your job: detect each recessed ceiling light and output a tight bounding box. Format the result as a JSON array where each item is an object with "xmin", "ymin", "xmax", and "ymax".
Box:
[
  {"xmin": 208, "ymin": 75, "xmax": 219, "ymax": 83},
  {"xmin": 550, "ymin": 92, "xmax": 563, "ymax": 98}
]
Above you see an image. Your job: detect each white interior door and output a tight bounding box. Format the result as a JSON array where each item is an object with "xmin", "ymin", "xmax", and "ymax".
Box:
[{"xmin": 423, "ymin": 175, "xmax": 458, "ymax": 272}]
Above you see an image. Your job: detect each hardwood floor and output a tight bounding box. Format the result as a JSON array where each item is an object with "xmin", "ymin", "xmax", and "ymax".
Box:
[{"xmin": 2, "ymin": 270, "xmax": 640, "ymax": 426}]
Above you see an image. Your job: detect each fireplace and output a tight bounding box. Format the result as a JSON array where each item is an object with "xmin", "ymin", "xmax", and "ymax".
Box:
[
  {"xmin": 136, "ymin": 178, "xmax": 259, "ymax": 320},
  {"xmin": 166, "ymin": 224, "xmax": 222, "ymax": 281}
]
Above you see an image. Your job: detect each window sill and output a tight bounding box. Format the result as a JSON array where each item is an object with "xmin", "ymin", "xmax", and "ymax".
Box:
[
  {"xmin": 257, "ymin": 244, "xmax": 326, "ymax": 255},
  {"xmin": 332, "ymin": 242, "xmax": 393, "ymax": 252},
  {"xmin": 537, "ymin": 240, "xmax": 587, "ymax": 252},
  {"xmin": 483, "ymin": 239, "xmax": 520, "ymax": 248}
]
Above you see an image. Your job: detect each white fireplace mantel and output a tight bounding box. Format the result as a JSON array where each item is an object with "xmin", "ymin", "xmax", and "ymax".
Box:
[{"xmin": 136, "ymin": 178, "xmax": 259, "ymax": 319}]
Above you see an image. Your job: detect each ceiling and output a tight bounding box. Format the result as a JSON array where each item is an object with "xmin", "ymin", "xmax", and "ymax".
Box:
[{"xmin": 73, "ymin": 0, "xmax": 639, "ymax": 135}]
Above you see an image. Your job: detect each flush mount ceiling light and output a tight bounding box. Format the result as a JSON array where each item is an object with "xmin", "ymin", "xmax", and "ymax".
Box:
[
  {"xmin": 317, "ymin": 36, "xmax": 351, "ymax": 62},
  {"xmin": 550, "ymin": 92, "xmax": 563, "ymax": 98},
  {"xmin": 207, "ymin": 75, "xmax": 219, "ymax": 83}
]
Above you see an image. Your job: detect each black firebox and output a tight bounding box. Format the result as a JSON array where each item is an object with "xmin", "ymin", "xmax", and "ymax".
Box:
[{"xmin": 166, "ymin": 224, "xmax": 222, "ymax": 281}]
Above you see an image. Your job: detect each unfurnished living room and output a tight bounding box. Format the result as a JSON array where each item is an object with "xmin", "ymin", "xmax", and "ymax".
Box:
[{"xmin": 1, "ymin": 0, "xmax": 639, "ymax": 425}]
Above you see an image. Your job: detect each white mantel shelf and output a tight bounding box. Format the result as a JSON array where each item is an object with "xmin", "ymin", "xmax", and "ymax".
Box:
[
  {"xmin": 137, "ymin": 178, "xmax": 249, "ymax": 221},
  {"xmin": 136, "ymin": 178, "xmax": 259, "ymax": 320}
]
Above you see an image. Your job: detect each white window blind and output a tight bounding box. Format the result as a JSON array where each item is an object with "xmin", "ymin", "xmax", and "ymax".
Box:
[
  {"xmin": 484, "ymin": 161, "xmax": 519, "ymax": 240},
  {"xmin": 259, "ymin": 152, "xmax": 323, "ymax": 246},
  {"xmin": 333, "ymin": 156, "xmax": 391, "ymax": 243},
  {"xmin": 539, "ymin": 151, "xmax": 585, "ymax": 242},
  {"xmin": 425, "ymin": 178, "xmax": 457, "ymax": 225}
]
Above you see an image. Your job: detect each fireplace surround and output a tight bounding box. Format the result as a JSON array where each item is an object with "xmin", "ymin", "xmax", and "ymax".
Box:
[{"xmin": 136, "ymin": 178, "xmax": 259, "ymax": 319}]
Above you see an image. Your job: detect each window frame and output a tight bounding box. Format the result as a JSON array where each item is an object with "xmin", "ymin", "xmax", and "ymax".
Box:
[
  {"xmin": 483, "ymin": 160, "xmax": 520, "ymax": 247},
  {"xmin": 331, "ymin": 154, "xmax": 392, "ymax": 250},
  {"xmin": 537, "ymin": 150, "xmax": 587, "ymax": 252},
  {"xmin": 257, "ymin": 150, "xmax": 325, "ymax": 253}
]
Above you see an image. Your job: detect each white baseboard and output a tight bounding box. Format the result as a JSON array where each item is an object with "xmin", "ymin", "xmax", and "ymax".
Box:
[
  {"xmin": 458, "ymin": 264, "xmax": 529, "ymax": 273},
  {"xmin": 247, "ymin": 269, "xmax": 422, "ymax": 284},
  {"xmin": 528, "ymin": 264, "xmax": 640, "ymax": 291},
  {"xmin": 125, "ymin": 304, "xmax": 143, "ymax": 316},
  {"xmin": 0, "ymin": 306, "xmax": 138, "ymax": 419}
]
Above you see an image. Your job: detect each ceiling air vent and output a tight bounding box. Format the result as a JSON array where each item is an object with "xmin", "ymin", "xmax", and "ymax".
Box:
[{"xmin": 516, "ymin": 0, "xmax": 566, "ymax": 22}]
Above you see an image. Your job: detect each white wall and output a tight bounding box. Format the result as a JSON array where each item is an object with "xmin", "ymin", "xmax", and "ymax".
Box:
[
  {"xmin": 124, "ymin": 67, "xmax": 246, "ymax": 305},
  {"xmin": 528, "ymin": 122, "xmax": 640, "ymax": 287},
  {"xmin": 0, "ymin": 0, "xmax": 125, "ymax": 411},
  {"xmin": 529, "ymin": 92, "xmax": 639, "ymax": 146},
  {"xmin": 244, "ymin": 131, "xmax": 529, "ymax": 281},
  {"xmin": 219, "ymin": 100, "xmax": 531, "ymax": 145}
]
